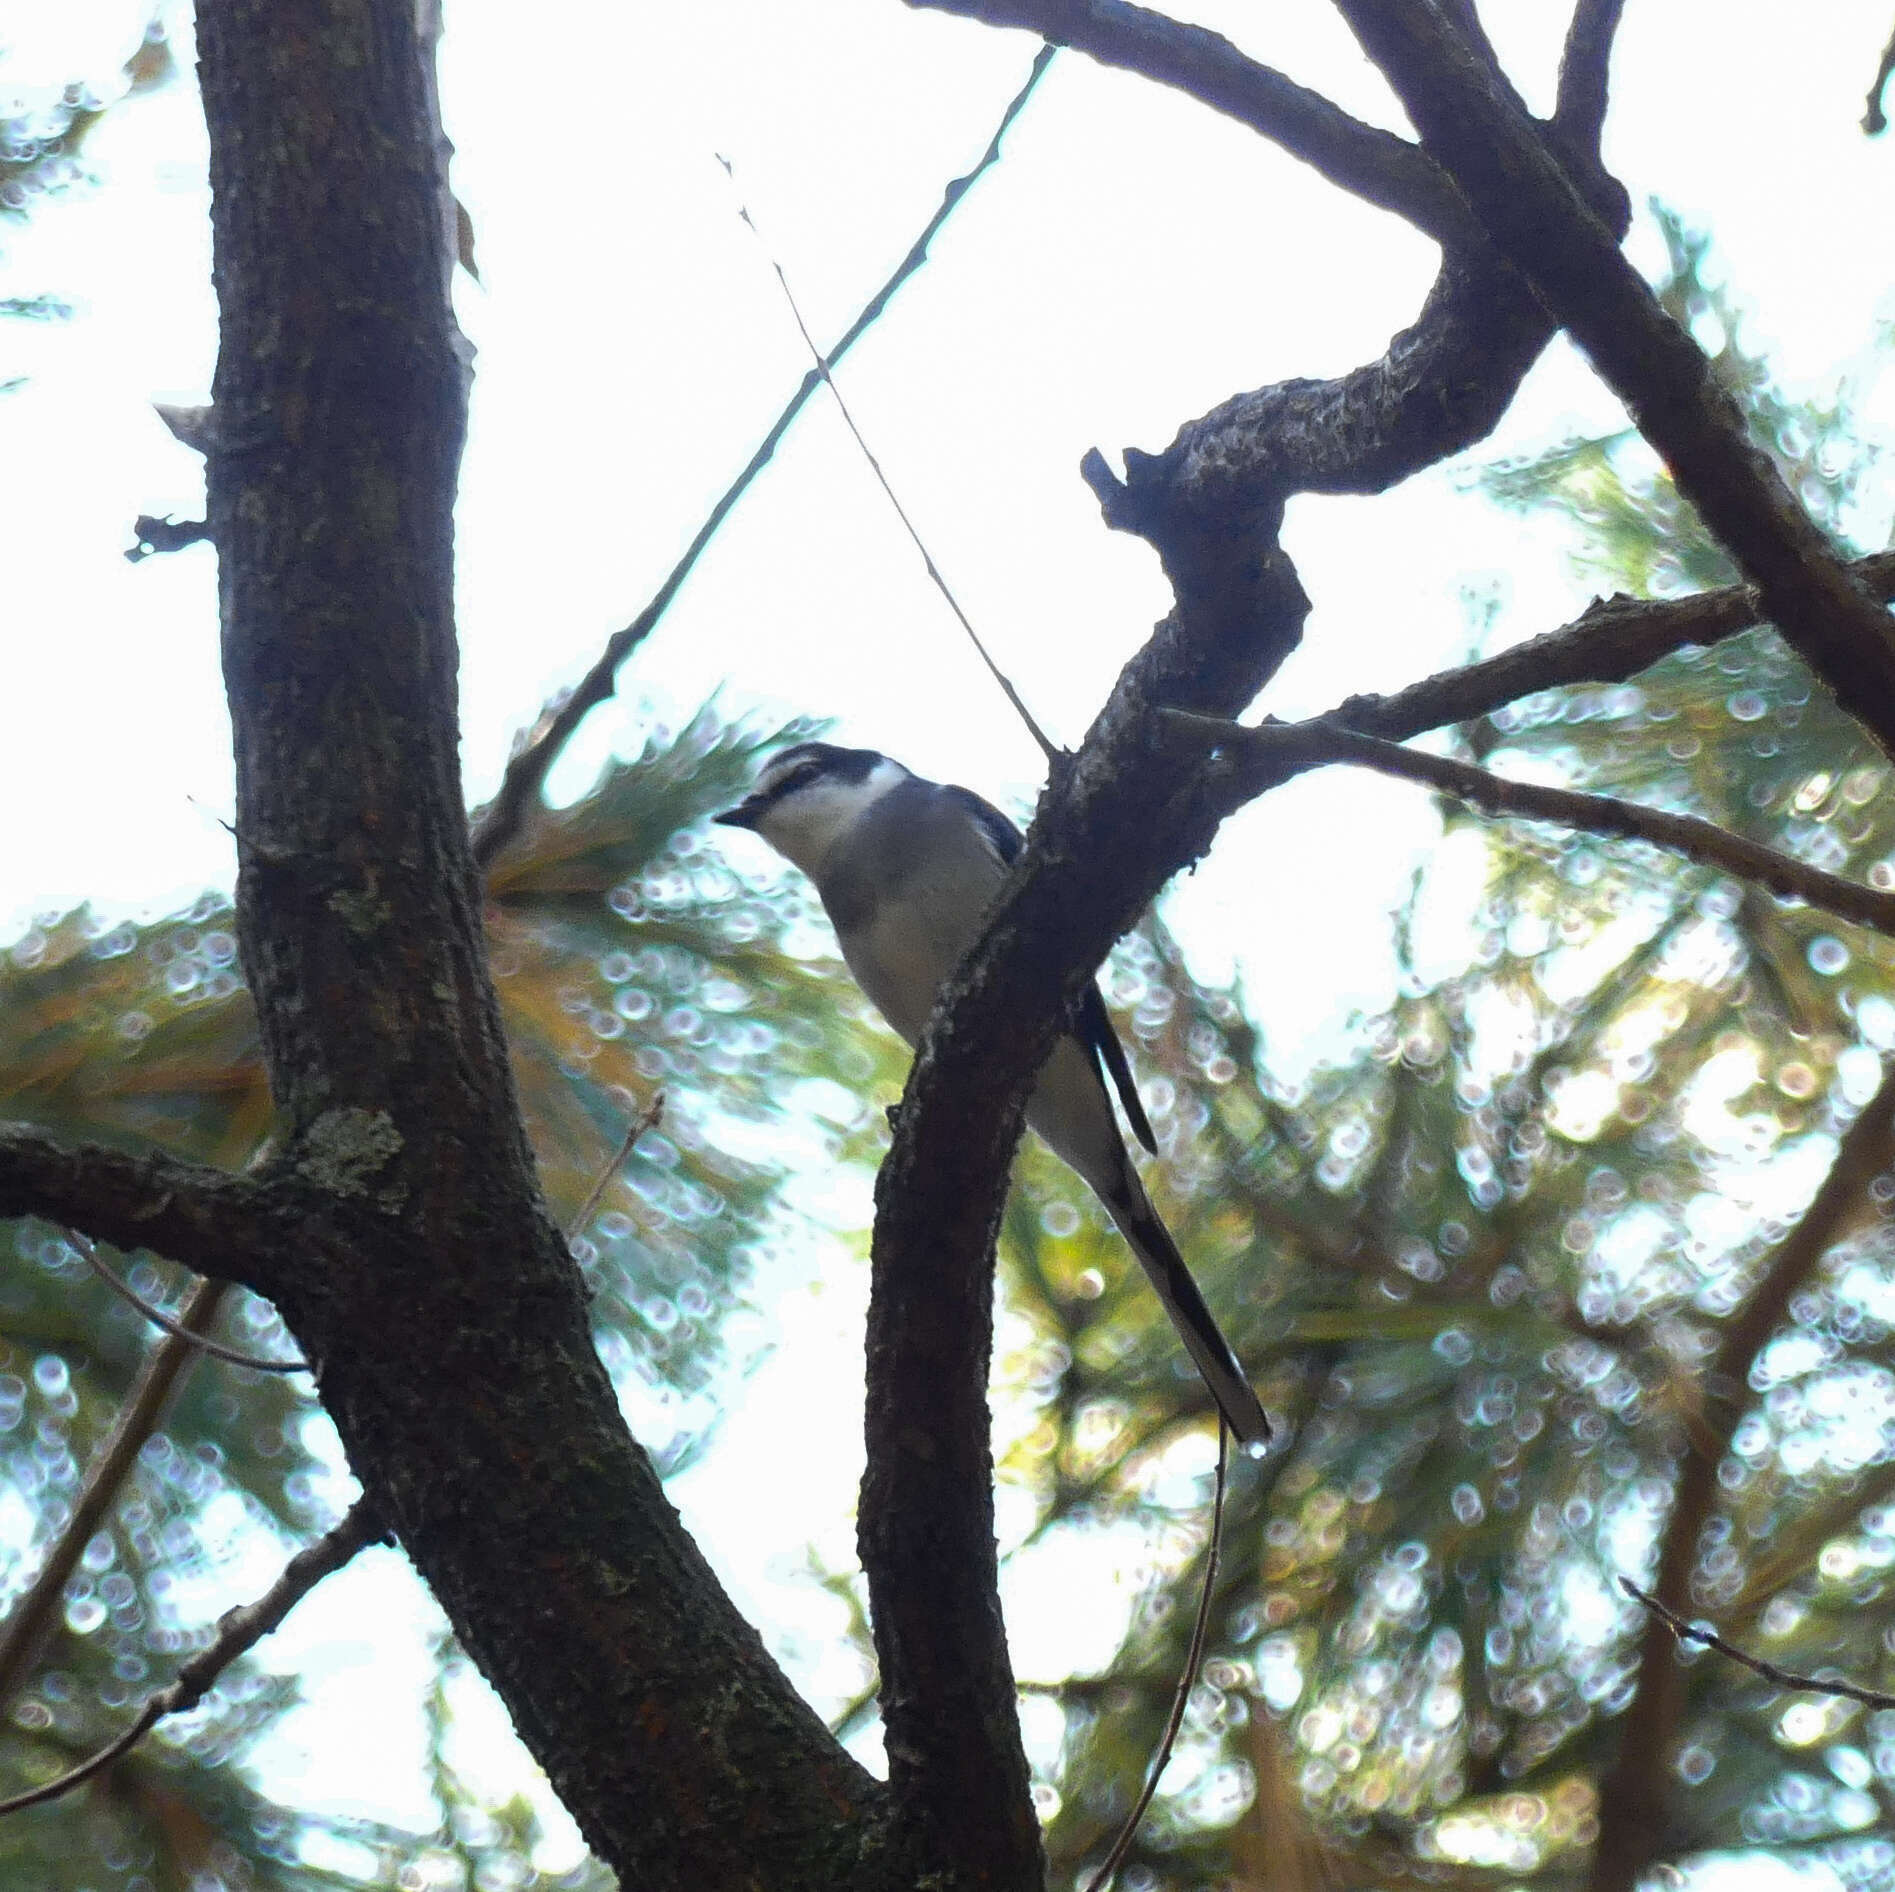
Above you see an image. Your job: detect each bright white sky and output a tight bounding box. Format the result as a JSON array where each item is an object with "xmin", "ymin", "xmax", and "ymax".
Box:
[{"xmin": 4, "ymin": 1, "xmax": 1894, "ymax": 1883}]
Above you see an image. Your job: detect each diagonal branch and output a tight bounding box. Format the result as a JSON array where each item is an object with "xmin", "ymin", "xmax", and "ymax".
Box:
[
  {"xmin": 0, "ymin": 1503, "xmax": 383, "ymax": 1818},
  {"xmin": 1620, "ymin": 1578, "xmax": 1895, "ymax": 1711},
  {"xmin": 469, "ymin": 44, "xmax": 1057, "ymax": 870},
  {"xmin": 1319, "ymin": 551, "xmax": 1895, "ymax": 747},
  {"xmin": 1331, "ymin": 0, "xmax": 1895, "ymax": 761},
  {"xmin": 1593, "ymin": 1060, "xmax": 1895, "ymax": 1892},
  {"xmin": 0, "ymin": 1126, "xmax": 289, "ymax": 1299},
  {"xmin": 0, "ymin": 1282, "xmax": 229, "ymax": 1719},
  {"xmin": 906, "ymin": 0, "xmax": 1477, "ymax": 247},
  {"xmin": 1181, "ymin": 714, "xmax": 1895, "ymax": 939}
]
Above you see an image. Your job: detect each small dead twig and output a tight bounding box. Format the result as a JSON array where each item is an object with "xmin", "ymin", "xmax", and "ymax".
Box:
[
  {"xmin": 71, "ymin": 1233, "xmax": 309, "ymax": 1374},
  {"xmin": 1619, "ymin": 1577, "xmax": 1895, "ymax": 1710},
  {"xmin": 725, "ymin": 154, "xmax": 1064, "ymax": 768},
  {"xmin": 0, "ymin": 1503, "xmax": 383, "ymax": 1818},
  {"xmin": 1084, "ymin": 1420, "xmax": 1229, "ymax": 1892},
  {"xmin": 565, "ymin": 1091, "xmax": 666, "ymax": 1245}
]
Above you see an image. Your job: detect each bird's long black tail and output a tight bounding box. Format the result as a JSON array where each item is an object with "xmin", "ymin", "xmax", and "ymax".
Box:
[{"xmin": 1104, "ymin": 1171, "xmax": 1271, "ymax": 1446}]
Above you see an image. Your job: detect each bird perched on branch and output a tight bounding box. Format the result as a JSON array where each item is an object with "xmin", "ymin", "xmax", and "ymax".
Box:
[{"xmin": 715, "ymin": 741, "xmax": 1270, "ymax": 1446}]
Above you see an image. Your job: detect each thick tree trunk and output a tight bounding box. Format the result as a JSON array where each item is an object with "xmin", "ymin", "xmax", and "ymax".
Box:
[{"xmin": 194, "ymin": 4, "xmax": 889, "ymax": 1885}]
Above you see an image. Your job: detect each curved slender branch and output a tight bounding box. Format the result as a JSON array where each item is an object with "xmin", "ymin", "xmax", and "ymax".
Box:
[
  {"xmin": 469, "ymin": 43, "xmax": 1059, "ymax": 869},
  {"xmin": 1620, "ymin": 1578, "xmax": 1895, "ymax": 1711},
  {"xmin": 71, "ymin": 1234, "xmax": 309, "ymax": 1374},
  {"xmin": 0, "ymin": 1504, "xmax": 382, "ymax": 1818},
  {"xmin": 906, "ymin": 0, "xmax": 1476, "ymax": 246}
]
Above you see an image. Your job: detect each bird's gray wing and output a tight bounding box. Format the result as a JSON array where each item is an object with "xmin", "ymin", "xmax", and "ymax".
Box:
[{"xmin": 941, "ymin": 785, "xmax": 1156, "ymax": 1155}]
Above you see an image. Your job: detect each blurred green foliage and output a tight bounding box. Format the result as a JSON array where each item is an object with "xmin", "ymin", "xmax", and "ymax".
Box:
[{"xmin": 0, "ymin": 710, "xmax": 884, "ymax": 1887}]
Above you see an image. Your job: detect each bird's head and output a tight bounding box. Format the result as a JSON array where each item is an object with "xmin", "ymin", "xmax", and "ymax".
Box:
[{"xmin": 714, "ymin": 741, "xmax": 909, "ymax": 876}]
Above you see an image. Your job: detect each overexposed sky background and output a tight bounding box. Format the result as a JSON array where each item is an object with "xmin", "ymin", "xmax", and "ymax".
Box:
[{"xmin": 4, "ymin": 0, "xmax": 1895, "ymax": 1882}]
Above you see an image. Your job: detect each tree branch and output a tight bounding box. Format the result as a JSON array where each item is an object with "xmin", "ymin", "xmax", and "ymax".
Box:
[
  {"xmin": 0, "ymin": 1503, "xmax": 383, "ymax": 1818},
  {"xmin": 855, "ymin": 75, "xmax": 1578, "ymax": 1866},
  {"xmin": 1865, "ymin": 17, "xmax": 1895, "ymax": 134},
  {"xmin": 1554, "ymin": 0, "xmax": 1626, "ymax": 144},
  {"xmin": 1331, "ymin": 0, "xmax": 1895, "ymax": 761},
  {"xmin": 0, "ymin": 1126, "xmax": 287, "ymax": 1297},
  {"xmin": 1319, "ymin": 551, "xmax": 1895, "ymax": 747},
  {"xmin": 469, "ymin": 43, "xmax": 1058, "ymax": 870},
  {"xmin": 1182, "ymin": 714, "xmax": 1895, "ymax": 939},
  {"xmin": 1593, "ymin": 1060, "xmax": 1895, "ymax": 1892},
  {"xmin": 905, "ymin": 0, "xmax": 1477, "ymax": 247},
  {"xmin": 1619, "ymin": 1578, "xmax": 1895, "ymax": 1711},
  {"xmin": 0, "ymin": 1282, "xmax": 228, "ymax": 1721}
]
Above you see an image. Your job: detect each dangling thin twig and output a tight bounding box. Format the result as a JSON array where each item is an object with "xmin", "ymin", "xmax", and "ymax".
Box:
[
  {"xmin": 723, "ymin": 153, "xmax": 1064, "ymax": 767},
  {"xmin": 1084, "ymin": 1419, "xmax": 1230, "ymax": 1891},
  {"xmin": 71, "ymin": 1233, "xmax": 309, "ymax": 1374}
]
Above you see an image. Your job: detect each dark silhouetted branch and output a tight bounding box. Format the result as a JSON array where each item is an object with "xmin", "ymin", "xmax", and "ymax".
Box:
[
  {"xmin": 1333, "ymin": 0, "xmax": 1895, "ymax": 763},
  {"xmin": 1554, "ymin": 0, "xmax": 1627, "ymax": 145},
  {"xmin": 0, "ymin": 1504, "xmax": 382, "ymax": 1818},
  {"xmin": 1321, "ymin": 551, "xmax": 1895, "ymax": 747},
  {"xmin": 126, "ymin": 515, "xmax": 211, "ymax": 562},
  {"xmin": 1178, "ymin": 713, "xmax": 1895, "ymax": 940},
  {"xmin": 1619, "ymin": 1578, "xmax": 1895, "ymax": 1710},
  {"xmin": 907, "ymin": 0, "xmax": 1477, "ymax": 246},
  {"xmin": 469, "ymin": 44, "xmax": 1058, "ymax": 869},
  {"xmin": 0, "ymin": 1127, "xmax": 287, "ymax": 1298}
]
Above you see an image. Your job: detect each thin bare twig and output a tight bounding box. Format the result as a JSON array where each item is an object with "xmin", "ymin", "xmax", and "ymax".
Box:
[
  {"xmin": 0, "ymin": 1503, "xmax": 382, "ymax": 1818},
  {"xmin": 0, "ymin": 1282, "xmax": 228, "ymax": 1720},
  {"xmin": 468, "ymin": 45, "xmax": 1058, "ymax": 869},
  {"xmin": 1619, "ymin": 1578, "xmax": 1895, "ymax": 1709},
  {"xmin": 728, "ymin": 174, "xmax": 1063, "ymax": 767},
  {"xmin": 564, "ymin": 1091, "xmax": 665, "ymax": 1245},
  {"xmin": 1083, "ymin": 1421, "xmax": 1228, "ymax": 1892},
  {"xmin": 71, "ymin": 1233, "xmax": 309, "ymax": 1374}
]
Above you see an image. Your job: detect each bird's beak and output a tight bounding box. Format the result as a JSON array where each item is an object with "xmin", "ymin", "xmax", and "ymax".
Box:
[{"xmin": 713, "ymin": 796, "xmax": 766, "ymax": 830}]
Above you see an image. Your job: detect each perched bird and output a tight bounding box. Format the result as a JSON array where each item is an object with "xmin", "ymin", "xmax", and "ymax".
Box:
[{"xmin": 715, "ymin": 740, "xmax": 1270, "ymax": 1445}]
